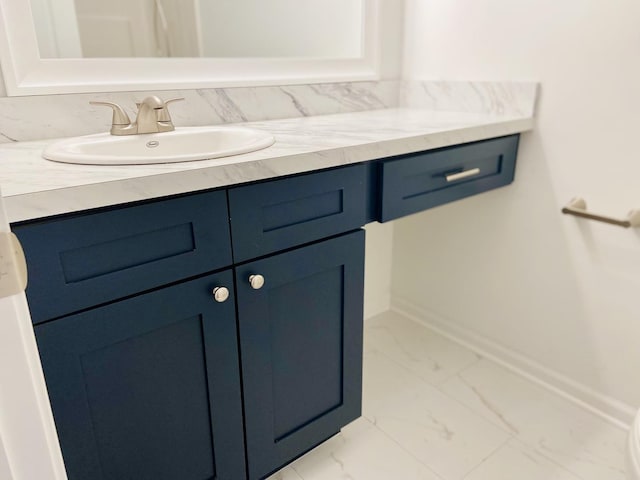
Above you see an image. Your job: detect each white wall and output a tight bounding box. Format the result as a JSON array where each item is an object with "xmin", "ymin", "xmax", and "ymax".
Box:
[
  {"xmin": 364, "ymin": 221, "xmax": 394, "ymax": 319},
  {"xmin": 394, "ymin": 0, "xmax": 640, "ymax": 421},
  {"xmin": 0, "ymin": 68, "xmax": 6, "ymax": 97}
]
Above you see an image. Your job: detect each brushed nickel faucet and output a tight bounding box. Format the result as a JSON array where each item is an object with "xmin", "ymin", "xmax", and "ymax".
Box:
[{"xmin": 90, "ymin": 95, "xmax": 184, "ymax": 135}]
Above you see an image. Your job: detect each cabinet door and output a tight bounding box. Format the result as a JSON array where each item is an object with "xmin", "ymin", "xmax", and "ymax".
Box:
[
  {"xmin": 236, "ymin": 230, "xmax": 365, "ymax": 480},
  {"xmin": 34, "ymin": 271, "xmax": 245, "ymax": 480}
]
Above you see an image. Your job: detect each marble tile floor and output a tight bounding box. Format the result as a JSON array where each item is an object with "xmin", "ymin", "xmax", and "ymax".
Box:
[{"xmin": 268, "ymin": 310, "xmax": 628, "ymax": 480}]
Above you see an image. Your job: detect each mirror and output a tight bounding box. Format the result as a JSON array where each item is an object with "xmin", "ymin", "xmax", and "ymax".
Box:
[{"xmin": 0, "ymin": 0, "xmax": 379, "ymax": 95}]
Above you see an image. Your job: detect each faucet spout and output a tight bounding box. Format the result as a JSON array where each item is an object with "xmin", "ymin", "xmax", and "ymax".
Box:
[{"xmin": 135, "ymin": 96, "xmax": 172, "ymax": 134}]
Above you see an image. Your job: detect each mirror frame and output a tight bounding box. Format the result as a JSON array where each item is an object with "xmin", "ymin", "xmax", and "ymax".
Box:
[{"xmin": 0, "ymin": 0, "xmax": 380, "ymax": 96}]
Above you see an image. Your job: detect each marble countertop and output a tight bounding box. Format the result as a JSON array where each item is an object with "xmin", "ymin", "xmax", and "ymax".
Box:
[{"xmin": 0, "ymin": 107, "xmax": 534, "ymax": 223}]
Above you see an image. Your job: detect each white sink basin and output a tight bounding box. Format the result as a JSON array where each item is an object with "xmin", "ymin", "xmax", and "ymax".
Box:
[{"xmin": 43, "ymin": 126, "xmax": 275, "ymax": 165}]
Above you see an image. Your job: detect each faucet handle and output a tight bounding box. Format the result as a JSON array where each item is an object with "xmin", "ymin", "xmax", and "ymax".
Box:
[
  {"xmin": 157, "ymin": 97, "xmax": 184, "ymax": 123},
  {"xmin": 90, "ymin": 101, "xmax": 131, "ymax": 126}
]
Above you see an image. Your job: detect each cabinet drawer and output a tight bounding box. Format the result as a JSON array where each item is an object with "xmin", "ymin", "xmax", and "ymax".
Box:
[
  {"xmin": 13, "ymin": 191, "xmax": 232, "ymax": 323},
  {"xmin": 379, "ymin": 135, "xmax": 519, "ymax": 222},
  {"xmin": 229, "ymin": 164, "xmax": 367, "ymax": 262}
]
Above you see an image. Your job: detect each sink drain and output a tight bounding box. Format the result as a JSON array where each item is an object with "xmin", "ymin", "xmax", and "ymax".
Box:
[{"xmin": 146, "ymin": 140, "xmax": 160, "ymax": 148}]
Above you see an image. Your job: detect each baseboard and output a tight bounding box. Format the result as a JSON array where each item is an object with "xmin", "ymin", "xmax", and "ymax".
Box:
[
  {"xmin": 363, "ymin": 293, "xmax": 391, "ymax": 322},
  {"xmin": 629, "ymin": 413, "xmax": 640, "ymax": 478},
  {"xmin": 391, "ymin": 295, "xmax": 635, "ymax": 430}
]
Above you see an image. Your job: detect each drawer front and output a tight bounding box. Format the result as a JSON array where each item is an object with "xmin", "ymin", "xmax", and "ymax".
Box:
[
  {"xmin": 229, "ymin": 164, "xmax": 367, "ymax": 262},
  {"xmin": 13, "ymin": 191, "xmax": 232, "ymax": 323},
  {"xmin": 379, "ymin": 135, "xmax": 519, "ymax": 222}
]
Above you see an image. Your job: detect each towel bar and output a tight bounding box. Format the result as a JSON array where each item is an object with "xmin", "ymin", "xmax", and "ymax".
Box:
[{"xmin": 561, "ymin": 197, "xmax": 640, "ymax": 228}]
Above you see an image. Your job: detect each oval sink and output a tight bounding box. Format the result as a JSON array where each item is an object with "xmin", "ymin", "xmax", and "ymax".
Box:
[{"xmin": 43, "ymin": 126, "xmax": 275, "ymax": 165}]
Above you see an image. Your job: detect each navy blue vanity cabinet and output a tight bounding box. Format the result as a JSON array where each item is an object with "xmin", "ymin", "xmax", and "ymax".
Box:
[
  {"xmin": 235, "ymin": 230, "xmax": 365, "ymax": 480},
  {"xmin": 378, "ymin": 135, "xmax": 520, "ymax": 222},
  {"xmin": 34, "ymin": 271, "xmax": 246, "ymax": 480},
  {"xmin": 14, "ymin": 133, "xmax": 521, "ymax": 480}
]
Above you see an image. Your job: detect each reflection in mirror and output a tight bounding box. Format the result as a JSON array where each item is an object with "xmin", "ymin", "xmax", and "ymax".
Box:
[{"xmin": 31, "ymin": 0, "xmax": 364, "ymax": 59}]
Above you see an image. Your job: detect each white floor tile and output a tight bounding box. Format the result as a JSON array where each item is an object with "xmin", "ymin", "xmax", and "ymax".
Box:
[
  {"xmin": 362, "ymin": 346, "xmax": 428, "ymax": 418},
  {"xmin": 440, "ymin": 359, "xmax": 627, "ymax": 480},
  {"xmin": 363, "ymin": 348, "xmax": 510, "ymax": 479},
  {"xmin": 266, "ymin": 467, "xmax": 304, "ymax": 480},
  {"xmin": 271, "ymin": 310, "xmax": 628, "ymax": 480},
  {"xmin": 286, "ymin": 417, "xmax": 442, "ymax": 480},
  {"xmin": 463, "ymin": 439, "xmax": 582, "ymax": 480},
  {"xmin": 365, "ymin": 311, "xmax": 481, "ymax": 386},
  {"xmin": 439, "ymin": 359, "xmax": 541, "ymax": 435}
]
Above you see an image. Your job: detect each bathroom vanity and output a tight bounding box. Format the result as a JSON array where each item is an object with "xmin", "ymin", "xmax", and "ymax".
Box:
[
  {"xmin": 8, "ymin": 130, "xmax": 518, "ymax": 479},
  {"xmin": 0, "ymin": 106, "xmax": 530, "ymax": 480}
]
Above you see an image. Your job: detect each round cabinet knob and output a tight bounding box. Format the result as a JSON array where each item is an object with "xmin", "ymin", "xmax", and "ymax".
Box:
[
  {"xmin": 212, "ymin": 286, "xmax": 230, "ymax": 303},
  {"xmin": 249, "ymin": 274, "xmax": 265, "ymax": 290}
]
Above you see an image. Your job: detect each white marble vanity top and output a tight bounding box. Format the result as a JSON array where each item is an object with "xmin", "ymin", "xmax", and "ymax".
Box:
[{"xmin": 0, "ymin": 107, "xmax": 534, "ymax": 223}]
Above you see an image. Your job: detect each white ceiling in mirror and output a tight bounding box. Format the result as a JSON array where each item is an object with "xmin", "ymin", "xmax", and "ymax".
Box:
[{"xmin": 0, "ymin": 0, "xmax": 378, "ymax": 96}]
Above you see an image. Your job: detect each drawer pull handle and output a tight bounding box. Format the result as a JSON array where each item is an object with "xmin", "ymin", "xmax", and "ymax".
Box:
[
  {"xmin": 249, "ymin": 274, "xmax": 265, "ymax": 290},
  {"xmin": 445, "ymin": 168, "xmax": 481, "ymax": 182},
  {"xmin": 561, "ymin": 197, "xmax": 640, "ymax": 228},
  {"xmin": 212, "ymin": 286, "xmax": 230, "ymax": 303}
]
